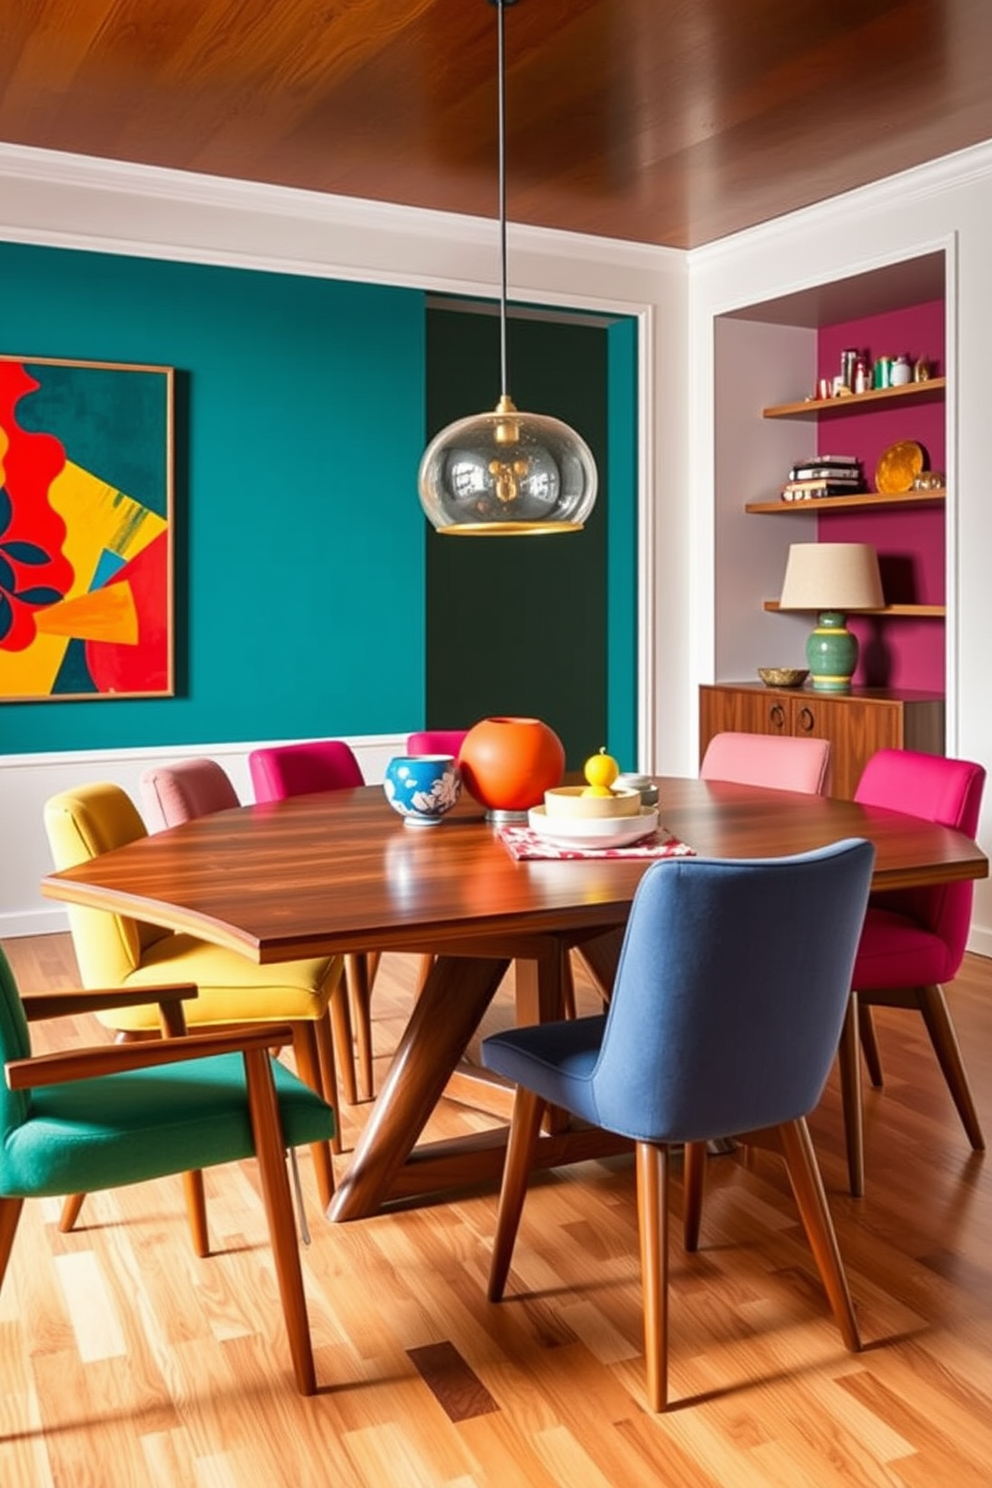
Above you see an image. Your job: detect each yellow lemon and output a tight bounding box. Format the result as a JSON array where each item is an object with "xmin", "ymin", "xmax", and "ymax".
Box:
[
  {"xmin": 583, "ymin": 747, "xmax": 619, "ymax": 791},
  {"xmin": 581, "ymin": 783, "xmax": 615, "ymax": 798}
]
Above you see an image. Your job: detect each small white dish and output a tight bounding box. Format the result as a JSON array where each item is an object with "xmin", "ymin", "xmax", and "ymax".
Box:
[{"xmin": 527, "ymin": 805, "xmax": 659, "ymax": 850}]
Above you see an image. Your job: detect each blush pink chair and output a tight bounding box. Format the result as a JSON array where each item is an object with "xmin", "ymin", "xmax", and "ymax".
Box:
[
  {"xmin": 248, "ymin": 740, "xmax": 375, "ymax": 1103},
  {"xmin": 140, "ymin": 756, "xmax": 240, "ymax": 832},
  {"xmin": 837, "ymin": 749, "xmax": 986, "ymax": 1195},
  {"xmin": 700, "ymin": 731, "xmax": 832, "ymax": 795}
]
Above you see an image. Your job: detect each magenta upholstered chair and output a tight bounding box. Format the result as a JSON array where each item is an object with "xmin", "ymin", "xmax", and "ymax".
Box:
[
  {"xmin": 700, "ymin": 732, "xmax": 832, "ymax": 795},
  {"xmin": 248, "ymin": 739, "xmax": 364, "ymax": 801},
  {"xmin": 837, "ymin": 749, "xmax": 987, "ymax": 1195},
  {"xmin": 406, "ymin": 729, "xmax": 469, "ymax": 758},
  {"xmin": 248, "ymin": 739, "xmax": 375, "ymax": 1102},
  {"xmin": 140, "ymin": 756, "xmax": 240, "ymax": 833}
]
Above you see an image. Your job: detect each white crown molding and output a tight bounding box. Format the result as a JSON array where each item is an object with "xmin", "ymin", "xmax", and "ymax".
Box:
[
  {"xmin": 689, "ymin": 136, "xmax": 992, "ymax": 271},
  {"xmin": 0, "ymin": 142, "xmax": 674, "ymax": 304}
]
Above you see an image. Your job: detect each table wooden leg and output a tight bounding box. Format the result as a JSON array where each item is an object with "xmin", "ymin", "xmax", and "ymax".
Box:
[
  {"xmin": 571, "ymin": 925, "xmax": 626, "ymax": 1003},
  {"xmin": 328, "ymin": 954, "xmax": 511, "ymax": 1221}
]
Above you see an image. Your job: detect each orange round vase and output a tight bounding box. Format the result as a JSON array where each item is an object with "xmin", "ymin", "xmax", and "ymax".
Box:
[{"xmin": 459, "ymin": 716, "xmax": 565, "ymax": 815}]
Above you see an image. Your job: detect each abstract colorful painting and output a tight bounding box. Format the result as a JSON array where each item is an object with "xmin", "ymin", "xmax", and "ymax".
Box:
[{"xmin": 0, "ymin": 355, "xmax": 173, "ymax": 701}]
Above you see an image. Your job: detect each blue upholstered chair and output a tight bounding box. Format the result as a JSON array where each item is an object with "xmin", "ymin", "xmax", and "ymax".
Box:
[
  {"xmin": 481, "ymin": 839, "xmax": 876, "ymax": 1411},
  {"xmin": 0, "ymin": 946, "xmax": 334, "ymax": 1395}
]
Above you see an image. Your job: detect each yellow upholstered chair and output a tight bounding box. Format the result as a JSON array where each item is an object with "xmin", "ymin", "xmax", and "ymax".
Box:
[{"xmin": 43, "ymin": 781, "xmax": 345, "ymax": 1219}]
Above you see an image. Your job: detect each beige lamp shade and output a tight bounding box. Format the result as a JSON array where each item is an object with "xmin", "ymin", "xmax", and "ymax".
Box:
[{"xmin": 778, "ymin": 543, "xmax": 884, "ymax": 612}]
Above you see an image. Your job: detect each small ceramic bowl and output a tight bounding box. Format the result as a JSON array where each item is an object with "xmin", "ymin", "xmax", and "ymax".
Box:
[
  {"xmin": 544, "ymin": 785, "xmax": 642, "ymax": 819},
  {"xmin": 383, "ymin": 754, "xmax": 461, "ymax": 826},
  {"xmin": 757, "ymin": 667, "xmax": 809, "ymax": 689}
]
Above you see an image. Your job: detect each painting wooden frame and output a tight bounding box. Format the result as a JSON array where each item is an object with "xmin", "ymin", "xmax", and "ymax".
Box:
[{"xmin": 0, "ymin": 354, "xmax": 174, "ymax": 702}]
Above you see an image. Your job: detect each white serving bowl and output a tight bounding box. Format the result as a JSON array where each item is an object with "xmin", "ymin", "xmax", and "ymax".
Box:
[{"xmin": 528, "ymin": 805, "xmax": 659, "ymax": 850}]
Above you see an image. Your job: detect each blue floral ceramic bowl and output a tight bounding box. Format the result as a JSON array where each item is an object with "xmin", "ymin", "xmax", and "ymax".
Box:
[{"xmin": 383, "ymin": 754, "xmax": 461, "ymax": 826}]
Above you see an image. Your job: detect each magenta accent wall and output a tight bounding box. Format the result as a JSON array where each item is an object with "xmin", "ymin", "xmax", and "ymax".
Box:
[{"xmin": 814, "ymin": 299, "xmax": 945, "ymax": 691}]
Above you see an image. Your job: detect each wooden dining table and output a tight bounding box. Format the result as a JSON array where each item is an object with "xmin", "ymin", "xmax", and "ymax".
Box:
[{"xmin": 41, "ymin": 776, "xmax": 988, "ymax": 1220}]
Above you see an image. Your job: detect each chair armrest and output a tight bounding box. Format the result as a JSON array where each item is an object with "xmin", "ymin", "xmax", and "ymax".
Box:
[
  {"xmin": 19, "ymin": 983, "xmax": 199, "ymax": 1022},
  {"xmin": 5, "ymin": 1023, "xmax": 295, "ymax": 1091}
]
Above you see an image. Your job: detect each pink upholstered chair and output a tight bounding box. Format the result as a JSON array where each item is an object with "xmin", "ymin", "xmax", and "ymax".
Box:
[
  {"xmin": 838, "ymin": 749, "xmax": 986, "ymax": 1195},
  {"xmin": 140, "ymin": 756, "xmax": 240, "ymax": 832},
  {"xmin": 700, "ymin": 731, "xmax": 832, "ymax": 795},
  {"xmin": 248, "ymin": 740, "xmax": 375, "ymax": 1102}
]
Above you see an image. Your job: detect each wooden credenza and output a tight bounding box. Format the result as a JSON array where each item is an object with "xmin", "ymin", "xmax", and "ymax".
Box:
[{"xmin": 699, "ymin": 683, "xmax": 945, "ymax": 799}]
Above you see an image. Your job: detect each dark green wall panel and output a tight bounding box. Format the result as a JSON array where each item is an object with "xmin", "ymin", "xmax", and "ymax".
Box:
[
  {"xmin": 0, "ymin": 243, "xmax": 426, "ymax": 751},
  {"xmin": 424, "ymin": 304, "xmax": 637, "ymax": 769}
]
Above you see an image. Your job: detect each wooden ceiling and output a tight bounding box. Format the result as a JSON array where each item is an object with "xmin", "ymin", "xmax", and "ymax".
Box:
[{"xmin": 2, "ymin": 0, "xmax": 991, "ymax": 250}]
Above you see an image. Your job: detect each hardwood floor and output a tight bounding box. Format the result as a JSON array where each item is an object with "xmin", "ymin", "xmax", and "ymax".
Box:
[{"xmin": 2, "ymin": 935, "xmax": 990, "ymax": 1487}]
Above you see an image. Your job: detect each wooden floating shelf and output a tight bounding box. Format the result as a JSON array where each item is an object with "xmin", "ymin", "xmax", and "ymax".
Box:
[
  {"xmin": 763, "ymin": 377, "xmax": 946, "ymax": 419},
  {"xmin": 746, "ymin": 488, "xmax": 946, "ymax": 514},
  {"xmin": 763, "ymin": 601, "xmax": 946, "ymax": 617}
]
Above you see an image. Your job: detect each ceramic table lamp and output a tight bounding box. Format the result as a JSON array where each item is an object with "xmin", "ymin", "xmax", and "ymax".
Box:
[{"xmin": 778, "ymin": 543, "xmax": 884, "ymax": 693}]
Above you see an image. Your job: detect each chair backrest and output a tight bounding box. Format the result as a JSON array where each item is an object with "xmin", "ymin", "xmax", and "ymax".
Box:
[
  {"xmin": 140, "ymin": 757, "xmax": 240, "ymax": 832},
  {"xmin": 248, "ymin": 739, "xmax": 365, "ymax": 803},
  {"xmin": 406, "ymin": 730, "xmax": 469, "ymax": 758},
  {"xmin": 0, "ymin": 947, "xmax": 31, "ymax": 1145},
  {"xmin": 43, "ymin": 782, "xmax": 171, "ymax": 986},
  {"xmin": 700, "ymin": 731, "xmax": 831, "ymax": 795},
  {"xmin": 589, "ymin": 839, "xmax": 875, "ymax": 1144},
  {"xmin": 854, "ymin": 749, "xmax": 986, "ymax": 970}
]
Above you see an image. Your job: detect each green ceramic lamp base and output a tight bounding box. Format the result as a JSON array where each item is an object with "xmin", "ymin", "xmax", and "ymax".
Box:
[{"xmin": 806, "ymin": 610, "xmax": 858, "ymax": 693}]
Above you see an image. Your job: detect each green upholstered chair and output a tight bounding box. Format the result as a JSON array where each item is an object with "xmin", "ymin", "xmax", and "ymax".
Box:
[
  {"xmin": 0, "ymin": 946, "xmax": 334, "ymax": 1394},
  {"xmin": 43, "ymin": 781, "xmax": 345, "ymax": 1221}
]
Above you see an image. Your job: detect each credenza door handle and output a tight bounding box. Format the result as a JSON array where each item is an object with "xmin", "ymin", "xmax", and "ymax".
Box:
[{"xmin": 797, "ymin": 706, "xmax": 815, "ymax": 733}]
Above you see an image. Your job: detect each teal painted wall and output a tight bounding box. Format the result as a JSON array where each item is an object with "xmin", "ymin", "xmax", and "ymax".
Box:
[
  {"xmin": 424, "ymin": 305, "xmax": 638, "ymax": 770},
  {"xmin": 0, "ymin": 243, "xmax": 426, "ymax": 751}
]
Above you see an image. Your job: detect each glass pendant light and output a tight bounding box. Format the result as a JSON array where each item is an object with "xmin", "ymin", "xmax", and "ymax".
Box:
[{"xmin": 418, "ymin": 0, "xmax": 598, "ymax": 536}]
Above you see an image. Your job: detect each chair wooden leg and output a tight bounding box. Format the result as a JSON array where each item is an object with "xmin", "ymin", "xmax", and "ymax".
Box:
[
  {"xmin": 182, "ymin": 1171, "xmax": 210, "ymax": 1257},
  {"xmin": 915, "ymin": 982, "xmax": 985, "ymax": 1149},
  {"xmin": 635, "ymin": 1141, "xmax": 670, "ymax": 1412},
  {"xmin": 242, "ymin": 1048, "xmax": 317, "ymax": 1395},
  {"xmin": 58, "ymin": 1193, "xmax": 86, "ymax": 1233},
  {"xmin": 778, "ymin": 1117, "xmax": 861, "ymax": 1353},
  {"xmin": 682, "ymin": 1139, "xmax": 708, "ymax": 1252},
  {"xmin": 0, "ymin": 1197, "xmax": 24, "ymax": 1290},
  {"xmin": 857, "ymin": 1001, "xmax": 884, "ymax": 1087},
  {"xmin": 837, "ymin": 994, "xmax": 865, "ymax": 1198},
  {"xmin": 314, "ymin": 1010, "xmax": 344, "ymax": 1156},
  {"xmin": 291, "ymin": 1022, "xmax": 336, "ymax": 1208},
  {"xmin": 332, "ymin": 968, "xmax": 358, "ymax": 1107},
  {"xmin": 346, "ymin": 953, "xmax": 375, "ymax": 1102},
  {"xmin": 487, "ymin": 1086, "xmax": 545, "ymax": 1302}
]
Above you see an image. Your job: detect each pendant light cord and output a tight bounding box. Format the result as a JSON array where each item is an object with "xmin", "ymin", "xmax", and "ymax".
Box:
[{"xmin": 496, "ymin": 0, "xmax": 509, "ymax": 400}]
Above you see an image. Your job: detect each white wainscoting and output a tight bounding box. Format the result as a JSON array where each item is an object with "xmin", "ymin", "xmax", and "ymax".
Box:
[{"xmin": 2, "ymin": 735, "xmax": 406, "ymax": 939}]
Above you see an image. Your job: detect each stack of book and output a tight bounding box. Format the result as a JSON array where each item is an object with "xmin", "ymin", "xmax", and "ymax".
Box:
[{"xmin": 781, "ymin": 455, "xmax": 865, "ymax": 501}]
